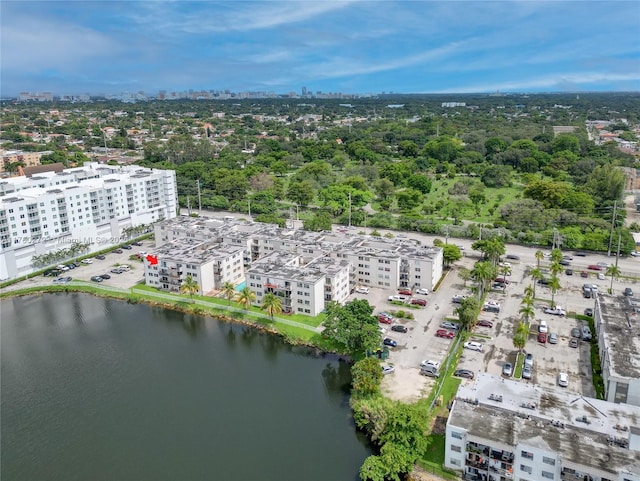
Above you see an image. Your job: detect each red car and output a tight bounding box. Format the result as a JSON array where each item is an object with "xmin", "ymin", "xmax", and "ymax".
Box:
[
  {"xmin": 580, "ymin": 271, "xmax": 589, "ymax": 278},
  {"xmin": 538, "ymin": 332, "xmax": 547, "ymax": 343},
  {"xmin": 436, "ymin": 329, "xmax": 455, "ymax": 339},
  {"xmin": 398, "ymin": 289, "xmax": 413, "ymax": 296},
  {"xmin": 477, "ymin": 319, "xmax": 493, "ymax": 328},
  {"xmin": 411, "ymin": 298, "xmax": 427, "ymax": 306},
  {"xmin": 378, "ymin": 315, "xmax": 393, "ymax": 324},
  {"xmin": 587, "ymin": 265, "xmax": 602, "ymax": 271}
]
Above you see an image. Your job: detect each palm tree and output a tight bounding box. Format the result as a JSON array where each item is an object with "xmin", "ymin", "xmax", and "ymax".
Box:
[
  {"xmin": 606, "ymin": 264, "xmax": 621, "ymax": 293},
  {"xmin": 529, "ymin": 267, "xmax": 543, "ymax": 297},
  {"xmin": 535, "ymin": 250, "xmax": 544, "ymax": 268},
  {"xmin": 471, "ymin": 261, "xmax": 496, "ymax": 298},
  {"xmin": 180, "ymin": 275, "xmax": 200, "ymax": 298},
  {"xmin": 519, "ymin": 303, "xmax": 534, "ymax": 325},
  {"xmin": 513, "ymin": 321, "xmax": 529, "ymax": 353},
  {"xmin": 548, "ymin": 275, "xmax": 561, "ymax": 306},
  {"xmin": 549, "ymin": 261, "xmax": 562, "ymax": 277},
  {"xmin": 550, "ymin": 248, "xmax": 563, "ymax": 264},
  {"xmin": 221, "ymin": 281, "xmax": 236, "ymax": 305},
  {"xmin": 261, "ymin": 293, "xmax": 283, "ymax": 322},
  {"xmin": 484, "ymin": 238, "xmax": 506, "ymax": 266},
  {"xmin": 524, "ymin": 284, "xmax": 535, "ymax": 300},
  {"xmin": 235, "ymin": 286, "xmax": 256, "ymax": 310}
]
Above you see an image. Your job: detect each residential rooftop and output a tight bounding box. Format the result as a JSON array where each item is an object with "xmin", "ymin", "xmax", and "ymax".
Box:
[{"xmin": 598, "ymin": 294, "xmax": 640, "ymax": 379}]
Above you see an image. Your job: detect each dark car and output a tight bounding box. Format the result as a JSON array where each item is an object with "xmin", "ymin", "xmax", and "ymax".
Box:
[
  {"xmin": 565, "ymin": 269, "xmax": 573, "ymax": 276},
  {"xmin": 382, "ymin": 338, "xmax": 397, "ymax": 347},
  {"xmin": 100, "ymin": 274, "xmax": 111, "ymax": 280},
  {"xmin": 580, "ymin": 271, "xmax": 589, "ymax": 278},
  {"xmin": 571, "ymin": 327, "xmax": 582, "ymax": 338},
  {"xmin": 624, "ymin": 288, "xmax": 633, "ymax": 297},
  {"xmin": 559, "ymin": 259, "xmax": 571, "ymax": 266},
  {"xmin": 575, "ymin": 251, "xmax": 587, "ymax": 257},
  {"xmin": 43, "ymin": 269, "xmax": 61, "ymax": 277},
  {"xmin": 113, "ymin": 249, "xmax": 123, "ymax": 254},
  {"xmin": 454, "ymin": 369, "xmax": 474, "ymax": 379},
  {"xmin": 477, "ymin": 319, "xmax": 493, "ymax": 328},
  {"xmin": 121, "ymin": 245, "xmax": 132, "ymax": 250},
  {"xmin": 90, "ymin": 276, "xmax": 104, "ymax": 283},
  {"xmin": 95, "ymin": 254, "xmax": 106, "ymax": 260},
  {"xmin": 587, "ymin": 264, "xmax": 602, "ymax": 271},
  {"xmin": 569, "ymin": 338, "xmax": 579, "ymax": 348},
  {"xmin": 537, "ymin": 278, "xmax": 550, "ymax": 285},
  {"xmin": 132, "ymin": 241, "xmax": 143, "ymax": 246},
  {"xmin": 505, "ymin": 254, "xmax": 520, "ymax": 260},
  {"xmin": 584, "ymin": 308, "xmax": 593, "ymax": 316},
  {"xmin": 391, "ymin": 325, "xmax": 408, "ymax": 333},
  {"xmin": 66, "ymin": 263, "xmax": 76, "ymax": 269}
]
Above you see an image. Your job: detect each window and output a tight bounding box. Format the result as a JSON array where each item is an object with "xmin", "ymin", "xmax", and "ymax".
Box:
[
  {"xmin": 450, "ymin": 445, "xmax": 461, "ymax": 453},
  {"xmin": 541, "ymin": 471, "xmax": 554, "ymax": 479},
  {"xmin": 521, "ymin": 451, "xmax": 533, "ymax": 460},
  {"xmin": 542, "ymin": 456, "xmax": 555, "ymax": 466},
  {"xmin": 451, "ymin": 431, "xmax": 462, "ymax": 439},
  {"xmin": 449, "ymin": 459, "xmax": 461, "ymax": 467},
  {"xmin": 520, "ymin": 465, "xmax": 532, "ymax": 474}
]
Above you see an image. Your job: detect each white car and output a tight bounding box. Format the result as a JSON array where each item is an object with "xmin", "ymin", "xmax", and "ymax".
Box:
[
  {"xmin": 498, "ymin": 262, "xmax": 511, "ymax": 268},
  {"xmin": 464, "ymin": 341, "xmax": 483, "ymax": 352},
  {"xmin": 420, "ymin": 359, "xmax": 441, "ymax": 370},
  {"xmin": 597, "ymin": 262, "xmax": 609, "ymax": 268},
  {"xmin": 355, "ymin": 286, "xmax": 370, "ymax": 294},
  {"xmin": 538, "ymin": 320, "xmax": 548, "ymax": 333},
  {"xmin": 558, "ymin": 372, "xmax": 569, "ymax": 387},
  {"xmin": 631, "ymin": 251, "xmax": 640, "ymax": 257},
  {"xmin": 543, "ymin": 306, "xmax": 566, "ymax": 316},
  {"xmin": 416, "ymin": 288, "xmax": 429, "ymax": 295},
  {"xmin": 597, "ymin": 273, "xmax": 605, "ymax": 280},
  {"xmin": 382, "ymin": 365, "xmax": 395, "ymax": 375},
  {"xmin": 81, "ymin": 258, "xmax": 93, "ymax": 264}
]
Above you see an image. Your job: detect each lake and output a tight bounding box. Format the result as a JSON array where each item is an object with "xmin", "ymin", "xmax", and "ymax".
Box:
[{"xmin": 1, "ymin": 293, "xmax": 371, "ymax": 481}]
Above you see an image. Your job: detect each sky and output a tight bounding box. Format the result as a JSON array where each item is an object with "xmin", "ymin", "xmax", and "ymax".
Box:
[{"xmin": 1, "ymin": 1, "xmax": 639, "ymax": 96}]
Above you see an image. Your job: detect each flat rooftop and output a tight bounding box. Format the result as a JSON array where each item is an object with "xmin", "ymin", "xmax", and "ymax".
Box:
[
  {"xmin": 450, "ymin": 373, "xmax": 640, "ymax": 475},
  {"xmin": 597, "ymin": 294, "xmax": 640, "ymax": 379}
]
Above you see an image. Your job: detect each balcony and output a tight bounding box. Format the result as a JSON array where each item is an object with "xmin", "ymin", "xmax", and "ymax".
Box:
[{"xmin": 465, "ymin": 457, "xmax": 488, "ymax": 472}]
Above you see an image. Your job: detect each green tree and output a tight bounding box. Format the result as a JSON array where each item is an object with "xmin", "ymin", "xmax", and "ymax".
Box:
[
  {"xmin": 549, "ymin": 275, "xmax": 561, "ymax": 306},
  {"xmin": 396, "ymin": 188, "xmax": 424, "ymax": 210},
  {"xmin": 457, "ymin": 267, "xmax": 472, "ymax": 287},
  {"xmin": 471, "ymin": 261, "xmax": 497, "ymax": 298},
  {"xmin": 606, "ymin": 264, "xmax": 621, "ymax": 293},
  {"xmin": 221, "ymin": 281, "xmax": 236, "ymax": 305},
  {"xmin": 321, "ymin": 300, "xmax": 379, "ymax": 356},
  {"xmin": 513, "ymin": 321, "xmax": 529, "ymax": 353},
  {"xmin": 235, "ymin": 286, "xmax": 256, "ymax": 310},
  {"xmin": 261, "ymin": 292, "xmax": 283, "ymax": 321},
  {"xmin": 351, "ymin": 358, "xmax": 383, "ymax": 397},
  {"xmin": 535, "ymin": 250, "xmax": 544, "ymax": 267},
  {"xmin": 442, "ymin": 244, "xmax": 463, "ymax": 266},
  {"xmin": 179, "ymin": 275, "xmax": 200, "ymax": 298},
  {"xmin": 286, "ymin": 180, "xmax": 315, "ymax": 208},
  {"xmin": 455, "ymin": 296, "xmax": 480, "ymax": 331},
  {"xmin": 303, "ymin": 210, "xmax": 333, "ymax": 231}
]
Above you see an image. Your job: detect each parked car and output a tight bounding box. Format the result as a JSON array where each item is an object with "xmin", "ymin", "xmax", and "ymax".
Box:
[
  {"xmin": 95, "ymin": 254, "xmax": 106, "ymax": 260},
  {"xmin": 398, "ymin": 289, "xmax": 413, "ymax": 296},
  {"xmin": 119, "ymin": 265, "xmax": 131, "ymax": 271},
  {"xmin": 132, "ymin": 241, "xmax": 143, "ymax": 246},
  {"xmin": 378, "ymin": 315, "xmax": 393, "ymax": 325},
  {"xmin": 464, "ymin": 341, "xmax": 483, "ymax": 352},
  {"xmin": 415, "ymin": 288, "xmax": 429, "ymax": 295},
  {"xmin": 43, "ymin": 269, "xmax": 61, "ymax": 277},
  {"xmin": 453, "ymin": 369, "xmax": 474, "ymax": 379},
  {"xmin": 584, "ymin": 308, "xmax": 593, "ymax": 316},
  {"xmin": 537, "ymin": 278, "xmax": 550, "ymax": 285},
  {"xmin": 543, "ymin": 306, "xmax": 566, "ymax": 316},
  {"xmin": 565, "ymin": 269, "xmax": 573, "ymax": 276},
  {"xmin": 355, "ymin": 286, "xmax": 370, "ymax": 294},
  {"xmin": 81, "ymin": 258, "xmax": 94, "ymax": 265},
  {"xmin": 580, "ymin": 271, "xmax": 589, "ymax": 278},
  {"xmin": 505, "ymin": 254, "xmax": 520, "ymax": 260},
  {"xmin": 111, "ymin": 268, "xmax": 123, "ymax": 274},
  {"xmin": 436, "ymin": 329, "xmax": 455, "ymax": 339},
  {"xmin": 571, "ymin": 327, "xmax": 582, "ymax": 338},
  {"xmin": 410, "ymin": 298, "xmax": 427, "ymax": 306},
  {"xmin": 581, "ymin": 326, "xmax": 592, "ymax": 341},
  {"xmin": 631, "ymin": 251, "xmax": 640, "ymax": 257},
  {"xmin": 538, "ymin": 320, "xmax": 548, "ymax": 333},
  {"xmin": 420, "ymin": 359, "xmax": 441, "ymax": 370},
  {"xmin": 597, "ymin": 262, "xmax": 609, "ymax": 268},
  {"xmin": 597, "ymin": 272, "xmax": 605, "ymax": 280},
  {"xmin": 419, "ymin": 365, "xmax": 439, "ymax": 378},
  {"xmin": 99, "ymin": 274, "xmax": 111, "ymax": 280},
  {"xmin": 121, "ymin": 244, "xmax": 132, "ymax": 250},
  {"xmin": 575, "ymin": 251, "xmax": 587, "ymax": 257},
  {"xmin": 391, "ymin": 325, "xmax": 408, "ymax": 333},
  {"xmin": 382, "ymin": 338, "xmax": 397, "ymax": 347},
  {"xmin": 537, "ymin": 332, "xmax": 547, "ymax": 343},
  {"xmin": 502, "ymin": 362, "xmax": 513, "ymax": 377},
  {"xmin": 441, "ymin": 321, "xmax": 460, "ymax": 331},
  {"xmin": 477, "ymin": 319, "xmax": 493, "ymax": 328},
  {"xmin": 548, "ymin": 333, "xmax": 558, "ymax": 344},
  {"xmin": 559, "ymin": 259, "xmax": 571, "ymax": 266},
  {"xmin": 90, "ymin": 276, "xmax": 104, "ymax": 283},
  {"xmin": 451, "ymin": 294, "xmax": 467, "ymax": 303},
  {"xmin": 382, "ymin": 365, "xmax": 395, "ymax": 375},
  {"xmin": 569, "ymin": 338, "xmax": 579, "ymax": 348},
  {"xmin": 53, "ymin": 276, "xmax": 72, "ymax": 284},
  {"xmin": 113, "ymin": 249, "xmax": 123, "ymax": 254},
  {"xmin": 587, "ymin": 264, "xmax": 602, "ymax": 271},
  {"xmin": 388, "ymin": 295, "xmax": 408, "ymax": 302},
  {"xmin": 522, "ymin": 365, "xmax": 533, "ymax": 379},
  {"xmin": 524, "ymin": 353, "xmax": 534, "ymax": 368},
  {"xmin": 558, "ymin": 372, "xmax": 569, "ymax": 387},
  {"xmin": 624, "ymin": 288, "xmax": 634, "ymax": 297}
]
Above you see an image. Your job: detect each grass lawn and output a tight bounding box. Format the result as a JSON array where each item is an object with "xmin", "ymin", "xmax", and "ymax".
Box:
[{"xmin": 418, "ymin": 434, "xmax": 459, "ymax": 480}]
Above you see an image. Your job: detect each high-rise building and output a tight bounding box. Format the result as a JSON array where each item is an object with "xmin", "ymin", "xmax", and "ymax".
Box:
[{"xmin": 0, "ymin": 162, "xmax": 177, "ymax": 280}]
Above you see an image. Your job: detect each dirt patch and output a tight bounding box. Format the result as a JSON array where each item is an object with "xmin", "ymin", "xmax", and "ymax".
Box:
[
  {"xmin": 408, "ymin": 465, "xmax": 455, "ymax": 481},
  {"xmin": 380, "ymin": 366, "xmax": 432, "ymax": 403}
]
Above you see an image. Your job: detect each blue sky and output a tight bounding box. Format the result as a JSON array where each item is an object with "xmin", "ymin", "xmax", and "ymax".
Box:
[{"xmin": 2, "ymin": 1, "xmax": 639, "ymax": 96}]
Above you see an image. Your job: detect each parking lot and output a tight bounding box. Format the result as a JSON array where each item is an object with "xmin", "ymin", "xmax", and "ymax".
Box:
[{"xmin": 353, "ymin": 240, "xmax": 640, "ymax": 402}]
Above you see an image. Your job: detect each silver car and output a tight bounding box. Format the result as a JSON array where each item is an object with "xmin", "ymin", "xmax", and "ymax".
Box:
[{"xmin": 522, "ymin": 365, "xmax": 533, "ymax": 379}]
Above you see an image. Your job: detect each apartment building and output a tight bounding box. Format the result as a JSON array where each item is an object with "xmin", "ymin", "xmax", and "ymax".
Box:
[
  {"xmin": 144, "ymin": 238, "xmax": 244, "ymax": 294},
  {"xmin": 593, "ymin": 294, "xmax": 640, "ymax": 406},
  {"xmin": 1, "ymin": 149, "xmax": 49, "ymax": 173},
  {"xmin": 0, "ymin": 162, "xmax": 177, "ymax": 280},
  {"xmin": 150, "ymin": 216, "xmax": 443, "ymax": 314},
  {"xmin": 246, "ymin": 251, "xmax": 350, "ymax": 316},
  {"xmin": 445, "ymin": 373, "xmax": 640, "ymax": 481}
]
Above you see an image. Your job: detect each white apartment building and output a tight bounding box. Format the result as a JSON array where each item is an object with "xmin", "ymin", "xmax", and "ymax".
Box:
[
  {"xmin": 246, "ymin": 251, "xmax": 351, "ymax": 316},
  {"xmin": 150, "ymin": 216, "xmax": 443, "ymax": 315},
  {"xmin": 445, "ymin": 373, "xmax": 640, "ymax": 481},
  {"xmin": 144, "ymin": 238, "xmax": 244, "ymax": 294},
  {"xmin": 594, "ymin": 294, "xmax": 640, "ymax": 406},
  {"xmin": 0, "ymin": 162, "xmax": 177, "ymax": 279}
]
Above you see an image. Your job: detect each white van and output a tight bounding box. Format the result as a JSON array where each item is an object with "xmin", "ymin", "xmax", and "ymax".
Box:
[{"xmin": 119, "ymin": 265, "xmax": 131, "ymax": 271}]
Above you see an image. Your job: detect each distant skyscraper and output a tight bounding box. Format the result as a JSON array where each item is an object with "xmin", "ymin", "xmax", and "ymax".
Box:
[{"xmin": 302, "ymin": 86, "xmax": 307, "ymax": 96}]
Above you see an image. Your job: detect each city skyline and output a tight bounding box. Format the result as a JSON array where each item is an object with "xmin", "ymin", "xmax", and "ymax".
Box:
[{"xmin": 2, "ymin": 1, "xmax": 639, "ymax": 97}]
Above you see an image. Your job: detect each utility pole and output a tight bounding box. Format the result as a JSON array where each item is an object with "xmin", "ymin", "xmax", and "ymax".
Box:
[
  {"xmin": 248, "ymin": 198, "xmax": 251, "ymax": 219},
  {"xmin": 187, "ymin": 196, "xmax": 191, "ymax": 216},
  {"xmin": 348, "ymin": 192, "xmax": 352, "ymax": 228},
  {"xmin": 612, "ymin": 232, "xmax": 622, "ymax": 293},
  {"xmin": 196, "ymin": 179, "xmax": 202, "ymax": 214},
  {"xmin": 607, "ymin": 200, "xmax": 618, "ymax": 257}
]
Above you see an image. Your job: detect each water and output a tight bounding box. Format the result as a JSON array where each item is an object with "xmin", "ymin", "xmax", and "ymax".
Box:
[{"xmin": 1, "ymin": 293, "xmax": 371, "ymax": 481}]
